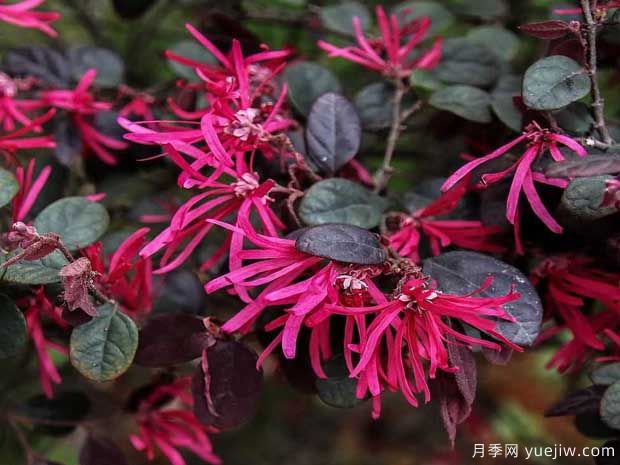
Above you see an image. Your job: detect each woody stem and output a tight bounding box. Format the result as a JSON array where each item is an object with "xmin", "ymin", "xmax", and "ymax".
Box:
[
  {"xmin": 581, "ymin": 0, "xmax": 613, "ymax": 146},
  {"xmin": 374, "ymin": 79, "xmax": 406, "ymax": 193}
]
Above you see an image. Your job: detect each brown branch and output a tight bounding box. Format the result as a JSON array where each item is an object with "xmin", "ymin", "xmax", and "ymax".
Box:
[
  {"xmin": 581, "ymin": 0, "xmax": 613, "ymax": 146},
  {"xmin": 373, "ymin": 79, "xmax": 419, "ymax": 193}
]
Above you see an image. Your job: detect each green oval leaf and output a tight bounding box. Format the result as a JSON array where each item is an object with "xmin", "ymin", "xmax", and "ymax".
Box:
[
  {"xmin": 593, "ymin": 363, "xmax": 620, "ymax": 387},
  {"xmin": 306, "ymin": 93, "xmax": 361, "ymax": 175},
  {"xmin": 283, "ymin": 62, "xmax": 341, "ymax": 116},
  {"xmin": 356, "ymin": 82, "xmax": 419, "ymax": 130},
  {"xmin": 601, "ymin": 381, "xmax": 620, "ymax": 430},
  {"xmin": 409, "ymin": 69, "xmax": 443, "ymax": 92},
  {"xmin": 491, "ymin": 74, "xmax": 523, "ymax": 132},
  {"xmin": 70, "ymin": 303, "xmax": 138, "ymax": 382},
  {"xmin": 0, "ymin": 294, "xmax": 26, "ymax": 359},
  {"xmin": 450, "ymin": 0, "xmax": 508, "ymax": 18},
  {"xmin": 316, "ymin": 356, "xmax": 364, "ymax": 408},
  {"xmin": 392, "ymin": 2, "xmax": 454, "ymax": 34},
  {"xmin": 0, "ymin": 168, "xmax": 18, "ymax": 209},
  {"xmin": 34, "ymin": 197, "xmax": 109, "ymax": 250},
  {"xmin": 429, "ymin": 85, "xmax": 492, "ymax": 123},
  {"xmin": 167, "ymin": 40, "xmax": 217, "ymax": 81},
  {"xmin": 561, "ymin": 175, "xmax": 618, "ymax": 221},
  {"xmin": 0, "ymin": 249, "xmax": 68, "ymax": 285},
  {"xmin": 69, "ymin": 46, "xmax": 125, "ymax": 88},
  {"xmin": 434, "ymin": 39, "xmax": 501, "ymax": 87},
  {"xmin": 466, "ymin": 26, "xmax": 519, "ymax": 61},
  {"xmin": 319, "ymin": 2, "xmax": 371, "ymax": 36},
  {"xmin": 299, "ymin": 178, "xmax": 388, "ymax": 228},
  {"xmin": 523, "ymin": 55, "xmax": 591, "ymax": 110},
  {"xmin": 555, "ymin": 101, "xmax": 594, "ymax": 136}
]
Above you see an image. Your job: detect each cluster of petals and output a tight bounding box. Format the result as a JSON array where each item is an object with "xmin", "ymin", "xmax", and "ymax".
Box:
[
  {"xmin": 19, "ymin": 288, "xmax": 68, "ymax": 398},
  {"xmin": 442, "ymin": 123, "xmax": 587, "ymax": 240},
  {"xmin": 43, "ymin": 68, "xmax": 127, "ymax": 164},
  {"xmin": 532, "ymin": 255, "xmax": 620, "ymax": 372},
  {"xmin": 0, "ymin": 0, "xmax": 60, "ymax": 37},
  {"xmin": 81, "ymin": 227, "xmax": 153, "ymax": 316},
  {"xmin": 0, "ymin": 107, "xmax": 55, "ymax": 154},
  {"xmin": 130, "ymin": 377, "xmax": 221, "ymax": 465},
  {"xmin": 206, "ymin": 218, "xmax": 522, "ymax": 417},
  {"xmin": 318, "ymin": 5, "xmax": 442, "ymax": 77},
  {"xmin": 0, "ymin": 72, "xmax": 48, "ymax": 131},
  {"xmin": 120, "ymin": 24, "xmax": 295, "ymax": 273},
  {"xmin": 388, "ymin": 179, "xmax": 505, "ymax": 263}
]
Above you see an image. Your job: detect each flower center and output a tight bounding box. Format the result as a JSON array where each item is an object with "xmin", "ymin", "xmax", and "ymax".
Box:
[
  {"xmin": 0, "ymin": 72, "xmax": 17, "ymax": 98},
  {"xmin": 232, "ymin": 172, "xmax": 260, "ymax": 197},
  {"xmin": 226, "ymin": 108, "xmax": 265, "ymax": 141}
]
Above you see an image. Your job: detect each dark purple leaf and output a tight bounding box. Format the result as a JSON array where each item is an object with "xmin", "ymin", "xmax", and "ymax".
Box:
[
  {"xmin": 33, "ymin": 460, "xmax": 65, "ymax": 465},
  {"xmin": 295, "ymin": 224, "xmax": 388, "ymax": 265},
  {"xmin": 548, "ymin": 37, "xmax": 586, "ymax": 64},
  {"xmin": 305, "ymin": 93, "xmax": 361, "ymax": 175},
  {"xmin": 575, "ymin": 411, "xmax": 618, "ymax": 438},
  {"xmin": 546, "ymin": 385, "xmax": 606, "ymax": 417},
  {"xmin": 545, "ymin": 155, "xmax": 620, "ymax": 178},
  {"xmin": 435, "ymin": 372, "xmax": 472, "ymax": 446},
  {"xmin": 17, "ymin": 392, "xmax": 90, "ymax": 436},
  {"xmin": 447, "ymin": 341, "xmax": 477, "ymax": 406},
  {"xmin": 315, "ymin": 355, "xmax": 365, "ymax": 408},
  {"xmin": 79, "ymin": 435, "xmax": 128, "ymax": 465},
  {"xmin": 152, "ymin": 269, "xmax": 206, "ymax": 315},
  {"xmin": 53, "ymin": 112, "xmax": 83, "ymax": 166},
  {"xmin": 423, "ymin": 251, "xmax": 543, "ymax": 346},
  {"xmin": 4, "ymin": 46, "xmax": 71, "ymax": 87},
  {"xmin": 595, "ymin": 440, "xmax": 620, "ymax": 465},
  {"xmin": 134, "ymin": 314, "xmax": 209, "ymax": 367},
  {"xmin": 112, "ymin": 0, "xmax": 157, "ymax": 19},
  {"xmin": 192, "ymin": 339, "xmax": 263, "ymax": 430},
  {"xmin": 68, "ymin": 47, "xmax": 124, "ymax": 88},
  {"xmin": 519, "ymin": 20, "xmax": 575, "ymax": 40}
]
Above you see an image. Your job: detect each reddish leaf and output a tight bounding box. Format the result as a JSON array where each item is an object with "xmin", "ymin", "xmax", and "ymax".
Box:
[
  {"xmin": 519, "ymin": 20, "xmax": 575, "ymax": 40},
  {"xmin": 59, "ymin": 257, "xmax": 97, "ymax": 316},
  {"xmin": 447, "ymin": 340, "xmax": 477, "ymax": 406},
  {"xmin": 192, "ymin": 339, "xmax": 263, "ymax": 430},
  {"xmin": 548, "ymin": 37, "xmax": 585, "ymax": 64},
  {"xmin": 79, "ymin": 435, "xmax": 128, "ymax": 465},
  {"xmin": 435, "ymin": 373, "xmax": 472, "ymax": 446},
  {"xmin": 546, "ymin": 385, "xmax": 606, "ymax": 417},
  {"xmin": 134, "ymin": 314, "xmax": 210, "ymax": 367}
]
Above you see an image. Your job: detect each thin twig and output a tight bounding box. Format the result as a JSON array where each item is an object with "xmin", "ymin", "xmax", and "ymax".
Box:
[
  {"xmin": 373, "ymin": 79, "xmax": 407, "ymax": 193},
  {"xmin": 581, "ymin": 0, "xmax": 613, "ymax": 146},
  {"xmin": 8, "ymin": 418, "xmax": 34, "ymax": 465}
]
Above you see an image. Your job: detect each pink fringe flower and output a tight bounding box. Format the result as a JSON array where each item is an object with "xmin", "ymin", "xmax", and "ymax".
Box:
[
  {"xmin": 0, "ymin": 72, "xmax": 48, "ymax": 131},
  {"xmin": 130, "ymin": 377, "xmax": 221, "ymax": 465},
  {"xmin": 0, "ymin": 107, "xmax": 55, "ymax": 154},
  {"xmin": 19, "ymin": 288, "xmax": 68, "ymax": 398},
  {"xmin": 43, "ymin": 69, "xmax": 127, "ymax": 165},
  {"xmin": 442, "ymin": 122, "xmax": 587, "ymax": 235},
  {"xmin": 81, "ymin": 227, "xmax": 153, "ymax": 317},
  {"xmin": 327, "ymin": 275, "xmax": 521, "ymax": 418},
  {"xmin": 11, "ymin": 158, "xmax": 52, "ymax": 222},
  {"xmin": 0, "ymin": 0, "xmax": 60, "ymax": 37},
  {"xmin": 318, "ymin": 5, "xmax": 442, "ymax": 78},
  {"xmin": 119, "ymin": 26, "xmax": 295, "ymax": 274},
  {"xmin": 532, "ymin": 255, "xmax": 620, "ymax": 372},
  {"xmin": 388, "ymin": 179, "xmax": 505, "ymax": 262}
]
